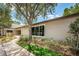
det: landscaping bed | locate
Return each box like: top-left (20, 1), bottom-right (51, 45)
top-left (17, 39), bottom-right (63, 56)
top-left (31, 38), bottom-right (73, 56)
top-left (0, 36), bottom-right (14, 43)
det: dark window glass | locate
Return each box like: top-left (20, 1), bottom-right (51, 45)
top-left (7, 30), bottom-right (13, 32)
top-left (36, 27), bottom-right (38, 35)
top-left (32, 25), bottom-right (44, 36)
top-left (40, 26), bottom-right (44, 36)
top-left (32, 27), bottom-right (34, 35)
top-left (17, 30), bottom-right (21, 35)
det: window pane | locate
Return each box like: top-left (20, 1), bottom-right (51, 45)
top-left (40, 25), bottom-right (44, 36)
top-left (36, 27), bottom-right (39, 36)
top-left (7, 30), bottom-right (13, 32)
top-left (32, 27), bottom-right (34, 35)
top-left (31, 25), bottom-right (44, 36)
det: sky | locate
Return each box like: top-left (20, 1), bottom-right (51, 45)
top-left (37, 3), bottom-right (74, 22)
top-left (11, 3), bottom-right (74, 25)
top-left (54, 3), bottom-right (73, 16)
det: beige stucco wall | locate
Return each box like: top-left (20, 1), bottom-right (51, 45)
top-left (45, 16), bottom-right (79, 40)
top-left (17, 15), bottom-right (79, 40)
top-left (20, 26), bottom-right (29, 36)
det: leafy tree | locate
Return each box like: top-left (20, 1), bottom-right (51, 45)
top-left (66, 18), bottom-right (79, 55)
top-left (63, 8), bottom-right (71, 16)
top-left (63, 3), bottom-right (79, 16)
top-left (0, 4), bottom-right (12, 27)
top-left (0, 4), bottom-right (12, 28)
top-left (8, 3), bottom-right (57, 41)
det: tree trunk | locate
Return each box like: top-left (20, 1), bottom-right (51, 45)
top-left (29, 25), bottom-right (32, 40)
top-left (27, 25), bottom-right (32, 44)
top-left (27, 16), bottom-right (33, 44)
top-left (27, 25), bottom-right (32, 52)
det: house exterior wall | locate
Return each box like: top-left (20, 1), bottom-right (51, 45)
top-left (44, 16), bottom-right (79, 40)
top-left (20, 26), bottom-right (29, 36)
top-left (16, 15), bottom-right (79, 40)
top-left (32, 15), bottom-right (79, 40)
top-left (4, 28), bottom-right (15, 36)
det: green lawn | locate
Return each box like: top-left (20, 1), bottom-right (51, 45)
top-left (17, 40), bottom-right (63, 56)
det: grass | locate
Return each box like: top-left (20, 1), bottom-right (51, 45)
top-left (17, 39), bottom-right (63, 56)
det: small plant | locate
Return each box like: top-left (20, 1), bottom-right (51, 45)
top-left (20, 35), bottom-right (29, 41)
top-left (17, 39), bottom-right (63, 56)
top-left (66, 18), bottom-right (79, 55)
top-left (31, 37), bottom-right (70, 55)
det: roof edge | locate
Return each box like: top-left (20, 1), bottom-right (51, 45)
top-left (14, 13), bottom-right (79, 28)
top-left (33, 13), bottom-right (79, 25)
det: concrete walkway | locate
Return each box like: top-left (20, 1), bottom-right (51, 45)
top-left (0, 36), bottom-right (34, 56)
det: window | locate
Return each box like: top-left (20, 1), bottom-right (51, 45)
top-left (32, 25), bottom-right (44, 36)
top-left (40, 26), bottom-right (44, 36)
top-left (7, 30), bottom-right (13, 32)
top-left (16, 30), bottom-right (21, 35)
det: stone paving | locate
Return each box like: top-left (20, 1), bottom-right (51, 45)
top-left (0, 36), bottom-right (34, 56)
top-left (0, 45), bottom-right (7, 56)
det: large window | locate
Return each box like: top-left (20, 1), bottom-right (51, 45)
top-left (32, 25), bottom-right (44, 36)
top-left (7, 30), bottom-right (13, 32)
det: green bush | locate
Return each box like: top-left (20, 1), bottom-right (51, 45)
top-left (66, 18), bottom-right (79, 55)
top-left (20, 35), bottom-right (29, 41)
top-left (17, 39), bottom-right (63, 56)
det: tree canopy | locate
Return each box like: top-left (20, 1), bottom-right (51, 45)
top-left (63, 3), bottom-right (79, 16)
top-left (8, 3), bottom-right (57, 25)
top-left (8, 3), bottom-right (57, 40)
top-left (0, 4), bottom-right (12, 28)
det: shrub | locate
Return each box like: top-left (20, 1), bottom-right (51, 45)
top-left (66, 18), bottom-right (79, 55)
top-left (32, 37), bottom-right (73, 55)
top-left (17, 39), bottom-right (63, 56)
top-left (18, 36), bottom-right (71, 55)
top-left (20, 35), bottom-right (29, 41)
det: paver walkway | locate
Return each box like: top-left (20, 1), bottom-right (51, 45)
top-left (0, 36), bottom-right (34, 56)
